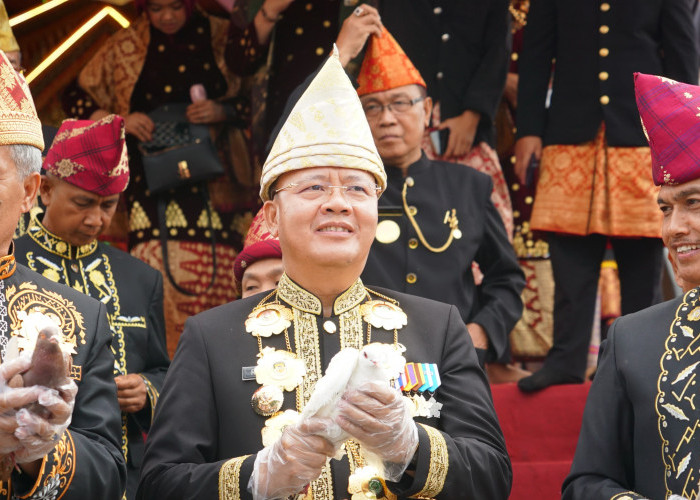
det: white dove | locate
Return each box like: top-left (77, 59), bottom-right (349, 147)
top-left (300, 342), bottom-right (406, 455)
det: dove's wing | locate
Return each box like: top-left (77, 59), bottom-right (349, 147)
top-left (301, 348), bottom-right (360, 419)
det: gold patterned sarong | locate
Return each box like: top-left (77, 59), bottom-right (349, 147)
top-left (530, 128), bottom-right (661, 238)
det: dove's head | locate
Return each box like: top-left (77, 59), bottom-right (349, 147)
top-left (360, 343), bottom-right (406, 379)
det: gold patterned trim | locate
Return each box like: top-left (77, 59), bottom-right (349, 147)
top-left (610, 493), bottom-right (641, 500)
top-left (26, 218), bottom-right (98, 259)
top-left (218, 455), bottom-right (251, 500)
top-left (410, 424), bottom-right (448, 499)
top-left (0, 246), bottom-right (15, 280)
top-left (334, 278), bottom-right (367, 315)
top-left (277, 274), bottom-right (322, 314)
top-left (17, 430), bottom-right (76, 499)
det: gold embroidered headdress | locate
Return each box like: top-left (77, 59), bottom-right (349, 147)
top-left (0, 3), bottom-right (18, 53)
top-left (259, 45), bottom-right (386, 201)
top-left (0, 50), bottom-right (43, 151)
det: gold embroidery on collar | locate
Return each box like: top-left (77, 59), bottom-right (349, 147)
top-left (278, 273), bottom-right (322, 314)
top-left (218, 455), bottom-right (251, 500)
top-left (0, 248), bottom-right (15, 280)
top-left (277, 273), bottom-right (367, 316)
top-left (27, 218), bottom-right (98, 259)
top-left (411, 424), bottom-right (448, 499)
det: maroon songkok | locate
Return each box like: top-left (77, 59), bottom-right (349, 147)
top-left (43, 115), bottom-right (129, 196)
top-left (234, 209), bottom-right (282, 285)
top-left (635, 72), bottom-right (700, 186)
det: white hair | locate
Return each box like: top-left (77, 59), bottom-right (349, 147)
top-left (8, 144), bottom-right (41, 179)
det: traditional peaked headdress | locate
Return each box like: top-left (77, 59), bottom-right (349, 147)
top-left (356, 26), bottom-right (426, 96)
top-left (43, 115), bottom-right (129, 196)
top-left (634, 72), bottom-right (700, 186)
top-left (0, 50), bottom-right (43, 151)
top-left (259, 45), bottom-right (385, 201)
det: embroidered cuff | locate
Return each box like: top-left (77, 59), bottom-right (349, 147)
top-left (410, 424), bottom-right (448, 499)
top-left (219, 455), bottom-right (252, 500)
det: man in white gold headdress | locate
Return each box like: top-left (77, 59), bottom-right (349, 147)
top-left (138, 47), bottom-right (510, 500)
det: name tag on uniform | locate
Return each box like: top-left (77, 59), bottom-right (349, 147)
top-left (242, 366), bottom-right (256, 381)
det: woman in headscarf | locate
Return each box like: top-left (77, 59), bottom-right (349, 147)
top-left (63, 0), bottom-right (261, 357)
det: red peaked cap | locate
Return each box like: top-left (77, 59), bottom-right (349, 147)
top-left (234, 209), bottom-right (282, 285)
top-left (634, 72), bottom-right (700, 186)
top-left (43, 115), bottom-right (129, 196)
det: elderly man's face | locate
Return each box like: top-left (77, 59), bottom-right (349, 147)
top-left (0, 147), bottom-right (39, 254)
top-left (40, 176), bottom-right (119, 247)
top-left (360, 84), bottom-right (432, 169)
top-left (263, 167), bottom-right (378, 276)
top-left (659, 178), bottom-right (700, 288)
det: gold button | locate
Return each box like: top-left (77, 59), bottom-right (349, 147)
top-left (513, 210), bottom-right (521, 218)
top-left (599, 71), bottom-right (609, 81)
top-left (323, 20), bottom-right (331, 28)
top-left (406, 273), bottom-right (417, 284)
top-left (70, 264), bottom-right (79, 273)
top-left (408, 206), bottom-right (418, 216)
top-left (600, 95), bottom-right (610, 105)
top-left (286, 54), bottom-right (294, 62)
top-left (203, 63), bottom-right (211, 70)
top-left (197, 27), bottom-right (204, 34)
top-left (599, 47), bottom-right (609, 57)
top-left (153, 229), bottom-right (160, 237)
top-left (295, 27), bottom-right (303, 35)
top-left (178, 65), bottom-right (186, 73)
top-left (188, 44), bottom-right (195, 50)
top-left (600, 2), bottom-right (610, 11)
top-left (315, 47), bottom-right (324, 56)
top-left (170, 228), bottom-right (177, 236)
top-left (525, 196), bottom-right (533, 204)
top-left (510, 155), bottom-right (516, 165)
top-left (599, 25), bottom-right (609, 34)
top-left (512, 183), bottom-right (520, 191)
top-left (406, 176), bottom-right (415, 187)
top-left (305, 3), bottom-right (312, 10)
top-left (137, 231), bottom-right (144, 239)
top-left (511, 52), bottom-right (519, 61)
top-left (158, 44), bottom-right (165, 52)
top-left (408, 238), bottom-right (419, 249)
top-left (164, 85), bottom-right (172, 93)
top-left (188, 229), bottom-right (195, 236)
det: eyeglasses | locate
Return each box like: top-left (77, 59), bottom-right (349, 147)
top-left (274, 181), bottom-right (381, 202)
top-left (362, 97), bottom-right (425, 118)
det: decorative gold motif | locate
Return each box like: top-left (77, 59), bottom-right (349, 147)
top-left (255, 347), bottom-right (306, 391)
top-left (261, 409), bottom-right (300, 447)
top-left (402, 181), bottom-right (460, 253)
top-left (54, 158), bottom-right (85, 179)
top-left (129, 201), bottom-right (151, 231)
top-left (277, 274), bottom-right (322, 314)
top-left (26, 220), bottom-right (98, 259)
top-left (140, 374), bottom-right (160, 422)
top-left (657, 288), bottom-right (700, 498)
top-left (251, 385), bottom-right (284, 416)
top-left (411, 424), bottom-right (448, 499)
top-left (165, 200), bottom-right (188, 228)
top-left (218, 455), bottom-right (251, 500)
top-left (360, 301), bottom-right (407, 331)
top-left (245, 304), bottom-right (293, 337)
top-left (197, 204), bottom-right (224, 230)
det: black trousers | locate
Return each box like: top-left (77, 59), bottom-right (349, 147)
top-left (543, 233), bottom-right (664, 379)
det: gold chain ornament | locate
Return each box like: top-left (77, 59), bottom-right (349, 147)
top-left (401, 181), bottom-right (461, 253)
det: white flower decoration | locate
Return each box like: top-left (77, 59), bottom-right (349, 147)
top-left (255, 347), bottom-right (306, 391)
top-left (13, 310), bottom-right (76, 357)
top-left (261, 410), bottom-right (300, 447)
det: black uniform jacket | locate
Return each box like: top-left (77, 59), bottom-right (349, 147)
top-left (2, 263), bottom-right (125, 499)
top-left (563, 291), bottom-right (700, 499)
top-left (15, 220), bottom-right (170, 476)
top-left (137, 281), bottom-right (512, 499)
top-left (362, 155), bottom-right (525, 364)
top-left (378, 0), bottom-right (510, 146)
top-left (517, 0), bottom-right (698, 147)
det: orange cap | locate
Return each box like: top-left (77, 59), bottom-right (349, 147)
top-left (356, 26), bottom-right (426, 96)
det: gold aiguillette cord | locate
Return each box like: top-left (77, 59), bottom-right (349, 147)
top-left (401, 181), bottom-right (460, 253)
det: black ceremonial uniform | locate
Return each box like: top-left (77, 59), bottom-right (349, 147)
top-left (563, 290), bottom-right (700, 500)
top-left (378, 0), bottom-right (510, 146)
top-left (0, 256), bottom-right (125, 499)
top-left (362, 154), bottom-right (525, 364)
top-left (15, 218), bottom-right (170, 499)
top-left (138, 275), bottom-right (511, 499)
top-left (516, 0), bottom-right (698, 147)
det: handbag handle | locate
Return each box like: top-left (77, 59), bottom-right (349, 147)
top-left (156, 185), bottom-right (217, 296)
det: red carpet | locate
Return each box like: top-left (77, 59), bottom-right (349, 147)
top-left (491, 382), bottom-right (591, 500)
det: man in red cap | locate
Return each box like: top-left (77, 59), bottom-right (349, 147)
top-left (233, 209), bottom-right (283, 299)
top-left (356, 27), bottom-right (526, 380)
top-left (14, 115), bottom-right (169, 500)
top-left (563, 73), bottom-right (700, 500)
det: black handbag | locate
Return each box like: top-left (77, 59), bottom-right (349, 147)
top-left (138, 103), bottom-right (224, 194)
top-left (138, 103), bottom-right (222, 296)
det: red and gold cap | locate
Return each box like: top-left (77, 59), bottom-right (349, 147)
top-left (356, 26), bottom-right (426, 96)
top-left (44, 114), bottom-right (129, 196)
top-left (234, 209), bottom-right (282, 285)
top-left (635, 72), bottom-right (700, 186)
top-left (0, 51), bottom-right (43, 151)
